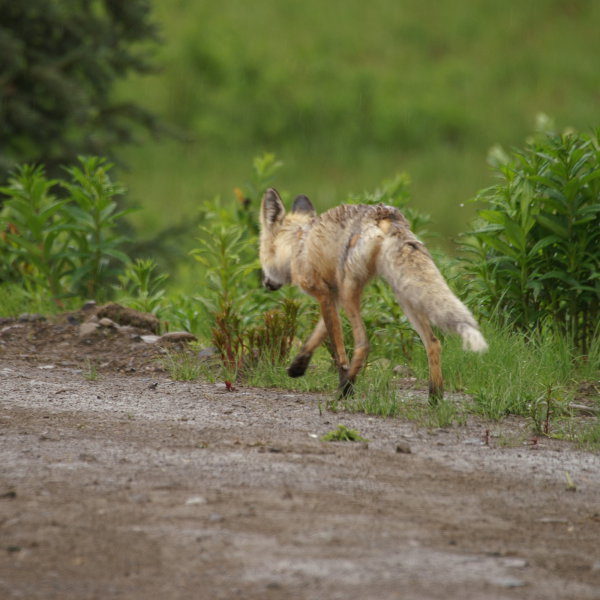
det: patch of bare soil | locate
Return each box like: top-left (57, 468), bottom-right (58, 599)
top-left (1, 311), bottom-right (599, 599)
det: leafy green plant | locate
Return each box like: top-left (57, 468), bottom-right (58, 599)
top-left (211, 298), bottom-right (302, 377)
top-left (211, 302), bottom-right (246, 374)
top-left (461, 128), bottom-right (600, 353)
top-left (159, 292), bottom-right (207, 337)
top-left (60, 157), bottom-right (131, 299)
top-left (191, 225), bottom-right (259, 316)
top-left (245, 298), bottom-right (300, 366)
top-left (320, 425), bottom-right (369, 443)
top-left (0, 164), bottom-right (70, 297)
top-left (189, 155), bottom-right (301, 376)
top-left (196, 151), bottom-right (283, 239)
top-left (116, 258), bottom-right (168, 314)
top-left (1, 157), bottom-right (131, 301)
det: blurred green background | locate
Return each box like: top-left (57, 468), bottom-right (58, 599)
top-left (117, 0), bottom-right (600, 247)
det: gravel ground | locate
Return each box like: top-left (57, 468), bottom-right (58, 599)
top-left (0, 312), bottom-right (599, 599)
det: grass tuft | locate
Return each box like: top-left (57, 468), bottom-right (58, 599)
top-left (320, 425), bottom-right (369, 443)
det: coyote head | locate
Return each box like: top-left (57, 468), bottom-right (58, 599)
top-left (259, 188), bottom-right (315, 291)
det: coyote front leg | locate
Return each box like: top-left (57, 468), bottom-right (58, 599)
top-left (288, 318), bottom-right (328, 377)
top-left (339, 283), bottom-right (369, 397)
top-left (288, 300), bottom-right (350, 391)
top-left (315, 295), bottom-right (350, 392)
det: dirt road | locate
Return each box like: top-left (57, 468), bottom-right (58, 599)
top-left (1, 357), bottom-right (599, 600)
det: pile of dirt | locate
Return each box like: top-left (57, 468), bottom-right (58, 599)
top-left (0, 303), bottom-right (198, 374)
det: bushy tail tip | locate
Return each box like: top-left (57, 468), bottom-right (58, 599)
top-left (459, 325), bottom-right (488, 353)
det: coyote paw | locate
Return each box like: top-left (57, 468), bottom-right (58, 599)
top-left (287, 354), bottom-right (311, 378)
top-left (428, 382), bottom-right (444, 405)
top-left (338, 375), bottom-right (355, 398)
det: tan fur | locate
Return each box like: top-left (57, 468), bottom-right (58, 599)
top-left (259, 189), bottom-right (487, 400)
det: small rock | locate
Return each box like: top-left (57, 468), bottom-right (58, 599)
top-left (208, 512), bottom-right (224, 522)
top-left (130, 494), bottom-right (151, 504)
top-left (78, 453), bottom-right (98, 463)
top-left (81, 300), bottom-right (97, 311)
top-left (393, 364), bottom-right (412, 377)
top-left (370, 357), bottom-right (391, 369)
top-left (185, 496), bottom-right (207, 506)
top-left (463, 437), bottom-right (485, 446)
top-left (96, 303), bottom-right (160, 333)
top-left (491, 577), bottom-right (527, 589)
top-left (158, 331), bottom-right (198, 344)
top-left (266, 582), bottom-right (282, 590)
top-left (98, 318), bottom-right (117, 328)
top-left (18, 313), bottom-right (45, 322)
top-left (501, 557), bottom-right (529, 569)
top-left (537, 517), bottom-right (569, 524)
top-left (141, 335), bottom-right (160, 344)
top-left (198, 347), bottom-right (217, 361)
top-left (118, 325), bottom-right (141, 335)
top-left (78, 322), bottom-right (100, 339)
top-left (396, 442), bottom-right (412, 454)
top-left (1, 324), bottom-right (24, 336)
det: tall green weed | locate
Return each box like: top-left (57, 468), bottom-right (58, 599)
top-left (461, 127), bottom-right (600, 353)
top-left (1, 157), bottom-right (130, 301)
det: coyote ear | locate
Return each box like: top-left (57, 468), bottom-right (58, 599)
top-left (291, 194), bottom-right (315, 216)
top-left (261, 188), bottom-right (285, 226)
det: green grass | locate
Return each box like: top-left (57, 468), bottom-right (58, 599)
top-left (236, 320), bottom-right (598, 444)
top-left (83, 359), bottom-right (99, 382)
top-left (162, 349), bottom-right (211, 381)
top-left (407, 323), bottom-right (594, 421)
top-left (243, 351), bottom-right (338, 393)
top-left (0, 283), bottom-right (79, 318)
top-left (94, 312), bottom-right (598, 446)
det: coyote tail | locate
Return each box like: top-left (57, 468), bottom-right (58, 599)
top-left (376, 233), bottom-right (488, 353)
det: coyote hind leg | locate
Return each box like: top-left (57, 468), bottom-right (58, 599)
top-left (401, 305), bottom-right (444, 403)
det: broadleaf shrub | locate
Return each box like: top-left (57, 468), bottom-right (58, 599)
top-left (0, 157), bottom-right (130, 301)
top-left (461, 128), bottom-right (600, 352)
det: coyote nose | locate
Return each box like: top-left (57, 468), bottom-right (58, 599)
top-left (263, 276), bottom-right (282, 291)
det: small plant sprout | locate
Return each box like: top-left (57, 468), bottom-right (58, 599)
top-left (84, 360), bottom-right (98, 381)
top-left (320, 425), bottom-right (369, 443)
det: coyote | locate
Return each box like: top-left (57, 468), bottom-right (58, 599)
top-left (259, 189), bottom-right (488, 400)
